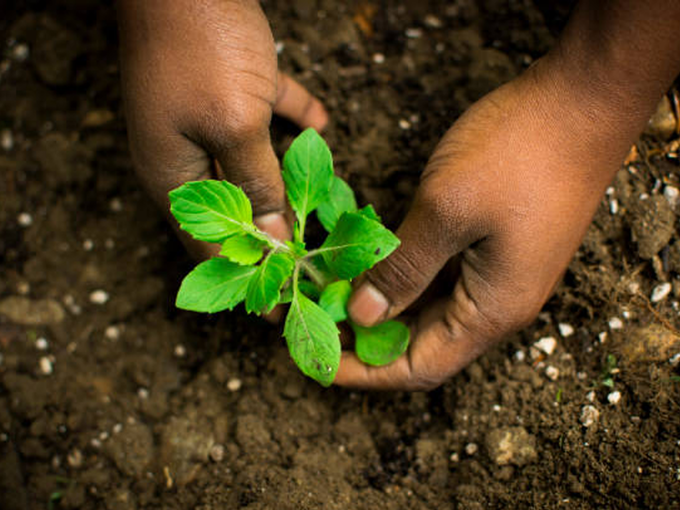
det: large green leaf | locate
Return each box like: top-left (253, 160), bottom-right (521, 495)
top-left (319, 212), bottom-right (400, 280)
top-left (176, 258), bottom-right (256, 313)
top-left (316, 176), bottom-right (357, 232)
top-left (245, 252), bottom-right (295, 314)
top-left (219, 233), bottom-right (265, 265)
top-left (284, 292), bottom-right (340, 386)
top-left (318, 280), bottom-right (352, 322)
top-left (282, 128), bottom-right (333, 230)
top-left (169, 180), bottom-right (254, 243)
top-left (353, 320), bottom-right (410, 366)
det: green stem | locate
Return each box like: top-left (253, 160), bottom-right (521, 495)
top-left (299, 259), bottom-right (329, 288)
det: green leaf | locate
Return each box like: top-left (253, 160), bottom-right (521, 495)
top-left (318, 280), bottom-right (352, 322)
top-left (219, 233), bottom-right (265, 265)
top-left (319, 211), bottom-right (400, 280)
top-left (282, 128), bottom-right (333, 231)
top-left (284, 292), bottom-right (340, 386)
top-left (357, 204), bottom-right (381, 222)
top-left (245, 252), bottom-right (295, 314)
top-left (169, 180), bottom-right (255, 243)
top-left (317, 176), bottom-right (357, 232)
top-left (353, 320), bottom-right (410, 366)
top-left (177, 258), bottom-right (256, 313)
top-left (298, 279), bottom-right (321, 300)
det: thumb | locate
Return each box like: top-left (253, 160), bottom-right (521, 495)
top-left (347, 185), bottom-right (476, 327)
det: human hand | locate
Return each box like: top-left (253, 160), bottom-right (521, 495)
top-left (334, 53), bottom-right (654, 390)
top-left (117, 0), bottom-right (327, 258)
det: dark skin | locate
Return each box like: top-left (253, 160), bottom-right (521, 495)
top-left (117, 0), bottom-right (680, 390)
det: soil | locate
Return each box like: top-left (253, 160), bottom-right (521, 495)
top-left (1, 1), bottom-right (680, 509)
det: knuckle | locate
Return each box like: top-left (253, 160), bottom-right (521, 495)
top-left (368, 246), bottom-right (432, 301)
top-left (238, 175), bottom-right (285, 214)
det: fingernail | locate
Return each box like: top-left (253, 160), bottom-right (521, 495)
top-left (254, 213), bottom-right (290, 241)
top-left (348, 282), bottom-right (389, 327)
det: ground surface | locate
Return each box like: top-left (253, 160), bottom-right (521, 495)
top-left (1, 1), bottom-right (680, 509)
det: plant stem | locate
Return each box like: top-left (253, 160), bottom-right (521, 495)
top-left (299, 259), bottom-right (328, 288)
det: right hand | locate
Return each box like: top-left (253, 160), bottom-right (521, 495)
top-left (117, 0), bottom-right (328, 258)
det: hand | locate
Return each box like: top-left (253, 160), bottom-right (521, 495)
top-left (117, 0), bottom-right (327, 258)
top-left (334, 54), bottom-right (650, 390)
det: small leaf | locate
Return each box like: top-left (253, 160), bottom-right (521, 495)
top-left (282, 128), bottom-right (333, 227)
top-left (219, 233), bottom-right (265, 265)
top-left (357, 204), bottom-right (381, 222)
top-left (245, 252), bottom-right (295, 314)
top-left (318, 280), bottom-right (352, 322)
top-left (317, 176), bottom-right (357, 232)
top-left (177, 258), bottom-right (256, 313)
top-left (353, 320), bottom-right (410, 366)
top-left (169, 180), bottom-right (255, 243)
top-left (320, 211), bottom-right (400, 280)
top-left (284, 292), bottom-right (340, 386)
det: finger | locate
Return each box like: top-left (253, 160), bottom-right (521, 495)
top-left (347, 181), bottom-right (480, 327)
top-left (274, 72), bottom-right (329, 131)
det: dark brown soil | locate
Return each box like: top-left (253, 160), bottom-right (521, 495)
top-left (1, 1), bottom-right (679, 509)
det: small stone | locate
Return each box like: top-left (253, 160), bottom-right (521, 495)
top-left (608, 317), bottom-right (623, 330)
top-left (576, 371), bottom-right (587, 381)
top-left (405, 28), bottom-right (423, 39)
top-left (89, 290), bottom-right (109, 305)
top-left (609, 199), bottom-right (619, 215)
top-left (664, 186), bottom-right (680, 212)
top-left (533, 336), bottom-right (557, 356)
top-left (227, 378), bottom-right (242, 392)
top-left (607, 391), bottom-right (621, 405)
top-left (35, 337), bottom-right (49, 350)
top-left (137, 388), bottom-right (149, 399)
top-left (398, 118), bottom-right (411, 130)
top-left (209, 444), bottom-right (225, 462)
top-left (545, 365), bottom-right (560, 381)
top-left (174, 344), bottom-right (186, 358)
top-left (39, 356), bottom-right (53, 375)
top-left (82, 239), bottom-right (94, 251)
top-left (275, 41), bottom-right (284, 54)
top-left (514, 350), bottom-right (526, 362)
top-left (622, 310), bottom-right (632, 319)
top-left (485, 427), bottom-right (538, 467)
top-left (11, 43), bottom-right (29, 62)
top-left (99, 431), bottom-right (109, 441)
top-left (0, 128), bottom-right (13, 150)
top-left (372, 53), bottom-right (385, 64)
top-left (558, 323), bottom-right (574, 338)
top-left (598, 331), bottom-right (608, 343)
top-left (580, 405), bottom-right (600, 427)
top-left (17, 212), bottom-right (32, 227)
top-left (450, 452), bottom-right (460, 463)
top-left (492, 404), bottom-right (501, 412)
top-left (90, 438), bottom-right (102, 448)
top-left (67, 448), bottom-right (83, 468)
top-left (651, 282), bottom-right (672, 303)
top-left (424, 14), bottom-right (443, 28)
top-left (464, 443), bottom-right (478, 455)
top-left (104, 325), bottom-right (120, 340)
top-left (109, 197), bottom-right (123, 212)
top-left (586, 390), bottom-right (596, 402)
top-left (112, 423), bottom-right (123, 434)
top-left (645, 95), bottom-right (676, 140)
top-left (669, 353), bottom-right (680, 366)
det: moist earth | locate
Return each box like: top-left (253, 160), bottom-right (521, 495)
top-left (1, 1), bottom-right (679, 509)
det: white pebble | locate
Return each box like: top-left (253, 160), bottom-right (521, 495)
top-left (174, 344), bottom-right (186, 358)
top-left (651, 282), bottom-right (672, 303)
top-left (0, 128), bottom-right (13, 150)
top-left (663, 185), bottom-right (679, 210)
top-left (577, 371), bottom-right (587, 381)
top-left (598, 331), bottom-right (608, 343)
top-left (372, 53), bottom-right (385, 64)
top-left (537, 311), bottom-right (551, 322)
top-left (137, 387), bottom-right (149, 399)
top-left (90, 438), bottom-right (102, 448)
top-left (628, 282), bottom-right (641, 294)
top-left (533, 336), bottom-right (557, 356)
top-left (209, 444), bottom-right (225, 462)
top-left (227, 378), bottom-right (242, 392)
top-left (104, 325), bottom-right (120, 340)
top-left (424, 14), bottom-right (443, 28)
top-left (545, 365), bottom-right (560, 381)
top-left (82, 239), bottom-right (94, 251)
top-left (605, 186), bottom-right (615, 196)
top-left (275, 41), bottom-right (284, 54)
top-left (89, 290), bottom-right (109, 305)
top-left (39, 356), bottom-right (53, 375)
top-left (558, 323), bottom-right (574, 338)
top-left (607, 391), bottom-right (621, 405)
top-left (398, 118), bottom-right (411, 130)
top-left (622, 310), bottom-right (631, 319)
top-left (580, 405), bottom-right (600, 427)
top-left (10, 43), bottom-right (29, 62)
top-left (112, 423), bottom-right (123, 434)
top-left (35, 337), bottom-right (49, 350)
top-left (669, 353), bottom-right (680, 367)
top-left (608, 317), bottom-right (623, 330)
top-left (98, 431), bottom-right (109, 441)
top-left (492, 404), bottom-right (501, 412)
top-left (67, 448), bottom-right (83, 468)
top-left (514, 350), bottom-right (526, 362)
top-left (17, 212), bottom-right (32, 227)
top-left (405, 28), bottom-right (423, 39)
top-left (464, 443), bottom-right (478, 455)
top-left (639, 193), bottom-right (649, 201)
top-left (609, 199), bottom-right (619, 215)
top-left (109, 197), bottom-right (123, 212)
top-left (586, 390), bottom-right (596, 402)
top-left (450, 452), bottom-right (460, 463)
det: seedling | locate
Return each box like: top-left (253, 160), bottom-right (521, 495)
top-left (169, 128), bottom-right (409, 386)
